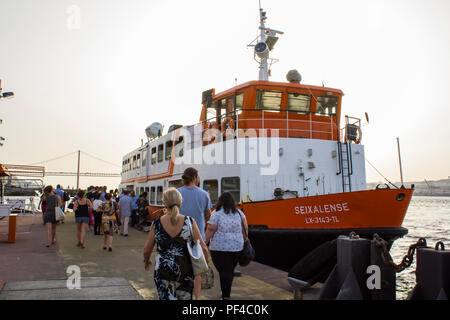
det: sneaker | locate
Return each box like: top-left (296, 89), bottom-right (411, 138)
top-left (108, 248), bottom-right (112, 252)
top-left (124, 234), bottom-right (128, 237)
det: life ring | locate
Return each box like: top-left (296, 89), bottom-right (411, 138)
top-left (221, 118), bottom-right (235, 139)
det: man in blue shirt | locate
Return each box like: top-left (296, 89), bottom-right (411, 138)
top-left (118, 190), bottom-right (133, 236)
top-left (177, 167), bottom-right (212, 300)
top-left (54, 184), bottom-right (66, 214)
top-left (130, 190), bottom-right (139, 227)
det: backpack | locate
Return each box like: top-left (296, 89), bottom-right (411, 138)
top-left (63, 191), bottom-right (70, 202)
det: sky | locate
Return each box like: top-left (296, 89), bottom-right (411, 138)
top-left (0, 0), bottom-right (449, 190)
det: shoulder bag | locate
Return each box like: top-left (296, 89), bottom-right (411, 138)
top-left (186, 217), bottom-right (209, 276)
top-left (238, 211), bottom-right (255, 267)
top-left (55, 195), bottom-right (65, 221)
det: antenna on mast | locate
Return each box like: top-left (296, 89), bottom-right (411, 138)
top-left (248, 4), bottom-right (283, 80)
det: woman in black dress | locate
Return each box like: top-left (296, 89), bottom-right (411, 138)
top-left (43, 185), bottom-right (62, 247)
top-left (143, 188), bottom-right (209, 300)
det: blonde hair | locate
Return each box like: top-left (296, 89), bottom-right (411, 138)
top-left (163, 188), bottom-right (182, 225)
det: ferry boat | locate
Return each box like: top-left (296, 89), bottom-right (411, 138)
top-left (119, 8), bottom-right (413, 270)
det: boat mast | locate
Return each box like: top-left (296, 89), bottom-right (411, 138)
top-left (251, 5), bottom-right (284, 81)
top-left (258, 8), bottom-right (269, 81)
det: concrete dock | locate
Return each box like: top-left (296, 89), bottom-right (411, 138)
top-left (0, 213), bottom-right (302, 300)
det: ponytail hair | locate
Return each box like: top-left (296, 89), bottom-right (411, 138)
top-left (163, 188), bottom-right (182, 225)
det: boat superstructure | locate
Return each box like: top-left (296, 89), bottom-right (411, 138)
top-left (119, 7), bottom-right (412, 269)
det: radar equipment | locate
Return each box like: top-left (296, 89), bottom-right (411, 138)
top-left (145, 122), bottom-right (163, 140)
top-left (286, 70), bottom-right (302, 83)
top-left (247, 7), bottom-right (284, 80)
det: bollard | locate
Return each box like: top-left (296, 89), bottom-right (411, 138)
top-left (408, 241), bottom-right (450, 300)
top-left (318, 235), bottom-right (371, 300)
top-left (8, 213), bottom-right (18, 243)
top-left (318, 233), bottom-right (397, 300)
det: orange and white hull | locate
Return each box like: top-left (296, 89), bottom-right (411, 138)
top-left (241, 188), bottom-right (413, 269)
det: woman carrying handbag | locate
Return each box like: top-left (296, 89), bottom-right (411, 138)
top-left (143, 188), bottom-right (210, 300)
top-left (205, 192), bottom-right (250, 300)
top-left (43, 185), bottom-right (63, 247)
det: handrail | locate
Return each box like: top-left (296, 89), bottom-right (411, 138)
top-left (336, 142), bottom-right (342, 176)
top-left (201, 108), bottom-right (337, 125)
top-left (200, 108), bottom-right (338, 141)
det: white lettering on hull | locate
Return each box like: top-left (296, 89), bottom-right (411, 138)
top-left (294, 202), bottom-right (350, 225)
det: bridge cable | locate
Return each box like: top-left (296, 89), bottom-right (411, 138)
top-left (80, 151), bottom-right (121, 168)
top-left (29, 151), bottom-right (78, 166)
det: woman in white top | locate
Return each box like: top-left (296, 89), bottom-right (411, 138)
top-left (205, 192), bottom-right (248, 300)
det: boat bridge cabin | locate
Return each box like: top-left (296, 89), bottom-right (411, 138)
top-left (200, 81), bottom-right (344, 142)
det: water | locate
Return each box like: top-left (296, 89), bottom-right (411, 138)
top-left (3, 195), bottom-right (449, 299)
top-left (390, 196), bottom-right (450, 299)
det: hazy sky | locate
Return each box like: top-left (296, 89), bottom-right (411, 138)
top-left (0, 0), bottom-right (449, 190)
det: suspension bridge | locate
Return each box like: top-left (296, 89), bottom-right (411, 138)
top-left (1, 150), bottom-right (121, 190)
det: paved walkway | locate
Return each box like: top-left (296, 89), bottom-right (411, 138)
top-left (0, 213), bottom-right (294, 300)
top-left (0, 278), bottom-right (142, 300)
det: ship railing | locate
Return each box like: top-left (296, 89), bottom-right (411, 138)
top-left (200, 108), bottom-right (339, 141)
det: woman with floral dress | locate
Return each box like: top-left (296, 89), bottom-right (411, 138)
top-left (143, 187), bottom-right (209, 300)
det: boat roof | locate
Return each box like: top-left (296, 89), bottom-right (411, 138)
top-left (212, 80), bottom-right (344, 101)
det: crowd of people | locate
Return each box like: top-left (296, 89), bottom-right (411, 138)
top-left (39, 167), bottom-right (250, 301)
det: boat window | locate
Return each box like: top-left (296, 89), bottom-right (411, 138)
top-left (235, 93), bottom-right (244, 110)
top-left (142, 151), bottom-right (146, 168)
top-left (157, 186), bottom-right (163, 205)
top-left (288, 93), bottom-right (311, 113)
top-left (145, 187), bottom-right (149, 202)
top-left (203, 180), bottom-right (219, 204)
top-left (175, 136), bottom-right (184, 157)
top-left (151, 147), bottom-right (156, 165)
top-left (256, 90), bottom-right (282, 111)
top-left (206, 105), bottom-right (217, 121)
top-left (316, 95), bottom-right (338, 116)
top-left (150, 186), bottom-right (156, 204)
top-left (220, 97), bottom-right (232, 117)
top-left (157, 144), bottom-right (164, 163)
top-left (221, 177), bottom-right (240, 203)
top-left (169, 179), bottom-right (183, 189)
top-left (165, 141), bottom-right (173, 160)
